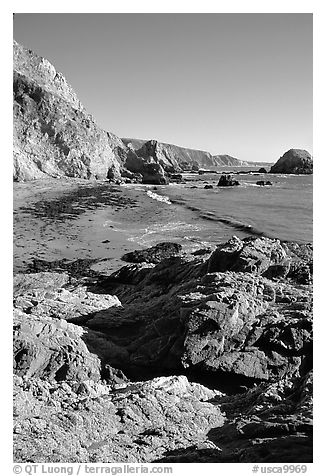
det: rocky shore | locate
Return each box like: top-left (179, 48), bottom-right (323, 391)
top-left (12, 37), bottom-right (313, 465)
top-left (13, 234), bottom-right (312, 463)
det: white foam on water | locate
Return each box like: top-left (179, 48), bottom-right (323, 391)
top-left (146, 190), bottom-right (172, 204)
top-left (126, 221), bottom-right (205, 246)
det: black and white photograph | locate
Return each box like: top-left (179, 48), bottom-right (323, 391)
top-left (9, 4), bottom-right (316, 471)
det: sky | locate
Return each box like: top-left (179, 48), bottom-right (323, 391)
top-left (13, 13), bottom-right (312, 163)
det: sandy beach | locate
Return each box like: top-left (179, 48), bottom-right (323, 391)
top-left (13, 178), bottom-right (149, 275)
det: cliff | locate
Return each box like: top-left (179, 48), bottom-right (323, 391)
top-left (270, 149), bottom-right (313, 174)
top-left (123, 138), bottom-right (250, 171)
top-left (13, 40), bottom-right (126, 181)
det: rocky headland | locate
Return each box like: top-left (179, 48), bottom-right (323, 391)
top-left (123, 138), bottom-right (252, 171)
top-left (13, 40), bottom-right (263, 186)
top-left (270, 149), bottom-right (313, 175)
top-left (13, 235), bottom-right (313, 463)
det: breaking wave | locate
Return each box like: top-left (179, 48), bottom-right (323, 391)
top-left (146, 190), bottom-right (171, 204)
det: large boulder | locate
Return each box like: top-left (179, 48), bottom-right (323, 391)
top-left (124, 147), bottom-right (169, 184)
top-left (13, 308), bottom-right (102, 382)
top-left (270, 149), bottom-right (313, 174)
top-left (217, 174), bottom-right (240, 186)
top-left (207, 236), bottom-right (288, 275)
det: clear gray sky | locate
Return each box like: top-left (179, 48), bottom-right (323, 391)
top-left (13, 13), bottom-right (312, 162)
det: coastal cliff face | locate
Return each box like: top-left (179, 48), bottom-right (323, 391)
top-left (14, 40), bottom-right (274, 183)
top-left (123, 138), bottom-right (250, 171)
top-left (13, 41), bottom-right (127, 182)
top-left (270, 149), bottom-right (313, 174)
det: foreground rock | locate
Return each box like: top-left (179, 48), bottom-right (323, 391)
top-left (14, 373), bottom-right (224, 462)
top-left (270, 149), bottom-right (313, 175)
top-left (13, 236), bottom-right (312, 462)
top-left (158, 371), bottom-right (312, 463)
top-left (14, 237), bottom-right (312, 383)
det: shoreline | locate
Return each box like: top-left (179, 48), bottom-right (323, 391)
top-left (14, 178), bottom-right (148, 275)
top-left (14, 177), bottom-right (313, 276)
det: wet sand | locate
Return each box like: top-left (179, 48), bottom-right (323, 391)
top-left (13, 178), bottom-right (148, 275)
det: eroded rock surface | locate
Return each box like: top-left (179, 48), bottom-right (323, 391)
top-left (14, 374), bottom-right (224, 463)
top-left (157, 371), bottom-right (313, 463)
top-left (13, 236), bottom-right (313, 462)
top-left (270, 149), bottom-right (313, 175)
top-left (13, 41), bottom-right (167, 185)
top-left (122, 242), bottom-right (182, 264)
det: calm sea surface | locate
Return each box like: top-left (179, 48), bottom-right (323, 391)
top-left (120, 172), bottom-right (313, 251)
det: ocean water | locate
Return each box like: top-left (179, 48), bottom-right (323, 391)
top-left (120, 172), bottom-right (313, 251)
top-left (13, 172), bottom-right (312, 273)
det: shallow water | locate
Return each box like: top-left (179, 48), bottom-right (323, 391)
top-left (119, 173), bottom-right (312, 251)
top-left (13, 173), bottom-right (312, 272)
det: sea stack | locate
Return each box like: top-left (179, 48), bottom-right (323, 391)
top-left (270, 149), bottom-right (313, 174)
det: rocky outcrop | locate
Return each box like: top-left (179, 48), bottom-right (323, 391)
top-left (14, 308), bottom-right (102, 382)
top-left (13, 236), bottom-right (312, 462)
top-left (122, 242), bottom-right (182, 264)
top-left (14, 237), bottom-right (312, 383)
top-left (13, 41), bottom-right (126, 181)
top-left (270, 149), bottom-right (313, 175)
top-left (158, 371), bottom-right (313, 463)
top-left (124, 138), bottom-right (250, 171)
top-left (14, 374), bottom-right (224, 463)
top-left (218, 174), bottom-right (240, 186)
top-left (256, 180), bottom-right (272, 186)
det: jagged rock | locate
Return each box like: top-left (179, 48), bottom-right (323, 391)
top-left (204, 184), bottom-right (214, 189)
top-left (13, 374), bottom-right (224, 463)
top-left (258, 167), bottom-right (268, 173)
top-left (207, 236), bottom-right (287, 275)
top-left (13, 237), bottom-right (312, 386)
top-left (14, 271), bottom-right (70, 296)
top-left (270, 149), bottom-right (313, 175)
top-left (157, 371), bottom-right (312, 463)
top-left (13, 309), bottom-right (101, 381)
top-left (13, 271), bottom-right (122, 324)
top-left (82, 238), bottom-right (311, 384)
top-left (122, 242), bottom-right (182, 264)
top-left (124, 149), bottom-right (169, 184)
top-left (13, 41), bottom-right (125, 181)
top-left (217, 174), bottom-right (240, 186)
top-left (12, 235), bottom-right (313, 462)
top-left (13, 41), bottom-right (174, 184)
top-left (107, 263), bottom-right (155, 285)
